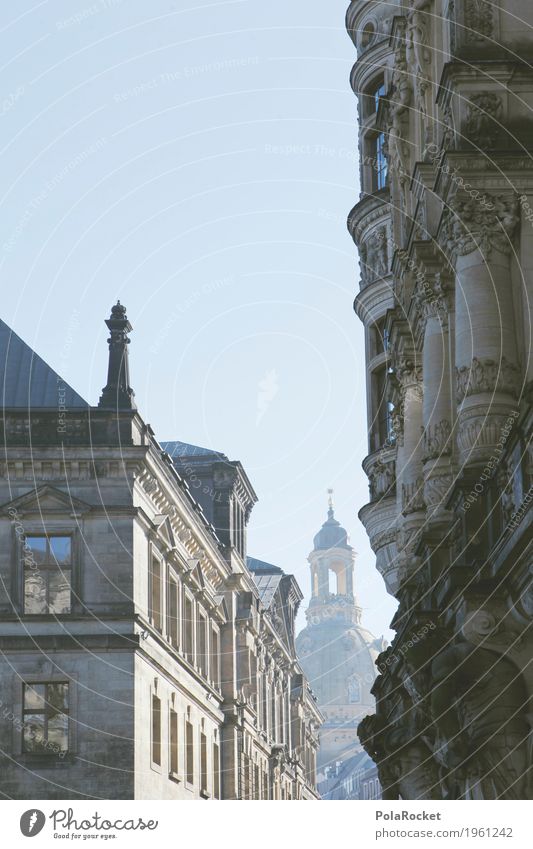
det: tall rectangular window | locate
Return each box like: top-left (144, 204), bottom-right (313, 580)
top-left (198, 613), bottom-right (207, 677)
top-left (183, 595), bottom-right (194, 662)
top-left (200, 732), bottom-right (208, 796)
top-left (168, 577), bottom-right (179, 648)
top-left (211, 628), bottom-right (220, 688)
top-left (374, 80), bottom-right (386, 112)
top-left (169, 708), bottom-right (178, 776)
top-left (243, 754), bottom-right (251, 799)
top-left (152, 695), bottom-right (161, 766)
top-left (213, 742), bottom-right (220, 799)
top-left (376, 133), bottom-right (388, 190)
top-left (22, 682), bottom-right (69, 754)
top-left (149, 555), bottom-right (162, 632)
top-left (185, 720), bottom-right (194, 785)
top-left (23, 536), bottom-right (72, 615)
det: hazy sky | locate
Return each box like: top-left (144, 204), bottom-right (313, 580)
top-left (0, 0), bottom-right (397, 639)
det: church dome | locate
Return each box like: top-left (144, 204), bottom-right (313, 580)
top-left (296, 617), bottom-right (380, 710)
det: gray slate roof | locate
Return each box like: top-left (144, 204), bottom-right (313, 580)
top-left (0, 319), bottom-right (88, 409)
top-left (247, 557), bottom-right (284, 607)
top-left (160, 440), bottom-right (227, 460)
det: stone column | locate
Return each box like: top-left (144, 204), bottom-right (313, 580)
top-left (418, 274), bottom-right (456, 519)
top-left (392, 354), bottom-right (425, 580)
top-left (449, 195), bottom-right (521, 466)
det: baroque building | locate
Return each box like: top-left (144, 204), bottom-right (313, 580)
top-left (0, 306), bottom-right (321, 800)
top-left (346, 1), bottom-right (533, 798)
top-left (296, 494), bottom-right (385, 799)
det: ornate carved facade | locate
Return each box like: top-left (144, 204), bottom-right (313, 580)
top-left (346, 0), bottom-right (533, 799)
top-left (0, 308), bottom-right (321, 800)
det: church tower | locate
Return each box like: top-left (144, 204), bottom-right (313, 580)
top-left (296, 492), bottom-right (385, 787)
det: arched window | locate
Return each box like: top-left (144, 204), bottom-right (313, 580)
top-left (361, 22), bottom-right (376, 49)
top-left (347, 674), bottom-right (361, 703)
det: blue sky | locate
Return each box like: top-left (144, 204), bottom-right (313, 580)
top-left (0, 0), bottom-right (397, 639)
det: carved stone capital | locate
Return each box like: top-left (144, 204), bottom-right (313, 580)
top-left (423, 419), bottom-right (452, 460)
top-left (367, 455), bottom-right (397, 501)
top-left (423, 473), bottom-right (455, 511)
top-left (401, 477), bottom-right (426, 516)
top-left (449, 195), bottom-right (520, 258)
top-left (456, 357), bottom-right (521, 403)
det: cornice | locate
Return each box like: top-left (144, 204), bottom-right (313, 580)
top-left (353, 276), bottom-right (396, 324)
top-left (348, 189), bottom-right (391, 245)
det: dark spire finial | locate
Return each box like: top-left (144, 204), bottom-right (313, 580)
top-left (98, 302), bottom-right (137, 410)
top-left (327, 488), bottom-right (334, 519)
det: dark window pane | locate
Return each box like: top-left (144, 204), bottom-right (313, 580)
top-left (170, 710), bottom-right (178, 774)
top-left (22, 716), bottom-right (47, 753)
top-left (47, 714), bottom-right (68, 751)
top-left (47, 683), bottom-right (69, 715)
top-left (50, 537), bottom-right (71, 565)
top-left (152, 695), bottom-right (161, 766)
top-left (186, 721), bottom-right (194, 784)
top-left (24, 684), bottom-right (45, 711)
top-left (48, 570), bottom-right (71, 614)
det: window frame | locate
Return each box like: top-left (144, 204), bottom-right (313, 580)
top-left (183, 591), bottom-right (195, 664)
top-left (13, 674), bottom-right (77, 762)
top-left (185, 717), bottom-right (195, 789)
top-left (376, 132), bottom-right (388, 190)
top-left (169, 706), bottom-right (180, 781)
top-left (213, 740), bottom-right (220, 799)
top-left (200, 730), bottom-right (209, 798)
top-left (148, 548), bottom-right (163, 633)
top-left (22, 681), bottom-right (70, 756)
top-left (17, 531), bottom-right (78, 617)
top-left (197, 607), bottom-right (208, 679)
top-left (167, 568), bottom-right (180, 649)
top-left (210, 625), bottom-right (220, 690)
top-left (151, 692), bottom-right (162, 770)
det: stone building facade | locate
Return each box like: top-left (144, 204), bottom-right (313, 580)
top-left (346, 1), bottom-right (533, 798)
top-left (296, 495), bottom-right (385, 799)
top-left (0, 306), bottom-right (321, 800)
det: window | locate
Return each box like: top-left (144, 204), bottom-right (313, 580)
top-left (374, 80), bottom-right (386, 112)
top-left (213, 742), bottom-right (220, 799)
top-left (370, 318), bottom-right (388, 359)
top-left (149, 554), bottom-right (162, 632)
top-left (348, 675), bottom-right (361, 703)
top-left (361, 21), bottom-right (375, 49)
top-left (243, 753), bottom-right (251, 799)
top-left (152, 695), bottom-right (161, 766)
top-left (23, 682), bottom-right (69, 754)
top-left (168, 576), bottom-right (179, 648)
top-left (169, 709), bottom-right (178, 776)
top-left (198, 612), bottom-right (207, 677)
top-left (254, 763), bottom-right (260, 800)
top-left (372, 365), bottom-right (390, 451)
top-left (23, 536), bottom-right (72, 615)
top-left (183, 594), bottom-right (194, 663)
top-left (200, 732), bottom-right (208, 796)
top-left (363, 77), bottom-right (386, 118)
top-left (211, 628), bottom-right (220, 689)
top-left (376, 133), bottom-right (387, 189)
top-left (185, 720), bottom-right (194, 785)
